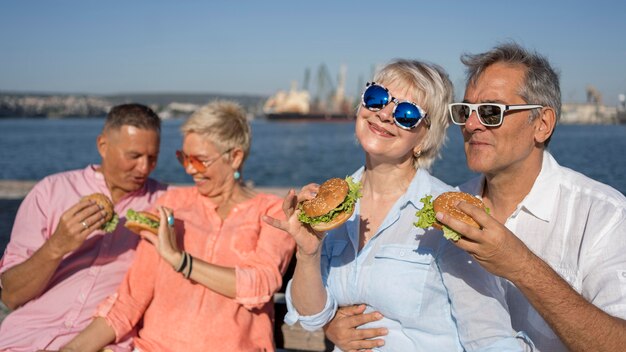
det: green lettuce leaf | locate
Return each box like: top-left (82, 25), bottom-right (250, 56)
top-left (442, 225), bottom-right (462, 241)
top-left (414, 194), bottom-right (462, 241)
top-left (126, 209), bottom-right (159, 228)
top-left (298, 176), bottom-right (362, 225)
top-left (102, 213), bottom-right (119, 233)
top-left (413, 195), bottom-right (436, 229)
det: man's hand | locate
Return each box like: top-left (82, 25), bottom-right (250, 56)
top-left (324, 304), bottom-right (387, 352)
top-left (436, 200), bottom-right (533, 281)
top-left (48, 198), bottom-right (107, 259)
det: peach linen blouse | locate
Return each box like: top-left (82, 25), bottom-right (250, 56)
top-left (97, 187), bottom-right (295, 352)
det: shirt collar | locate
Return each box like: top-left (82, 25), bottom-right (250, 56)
top-left (351, 166), bottom-right (435, 210)
top-left (85, 164), bottom-right (109, 192)
top-left (517, 150), bottom-right (561, 222)
top-left (85, 164), bottom-right (151, 200)
top-left (404, 168), bottom-right (439, 209)
top-left (458, 151), bottom-right (560, 222)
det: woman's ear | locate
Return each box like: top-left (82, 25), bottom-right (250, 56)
top-left (534, 107), bottom-right (556, 144)
top-left (229, 148), bottom-right (245, 171)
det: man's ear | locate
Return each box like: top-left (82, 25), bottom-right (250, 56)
top-left (534, 107), bottom-right (556, 144)
top-left (96, 134), bottom-right (107, 159)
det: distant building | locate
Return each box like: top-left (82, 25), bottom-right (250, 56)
top-left (561, 103), bottom-right (618, 124)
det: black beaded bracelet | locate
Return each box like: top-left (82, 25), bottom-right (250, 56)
top-left (184, 254), bottom-right (193, 279)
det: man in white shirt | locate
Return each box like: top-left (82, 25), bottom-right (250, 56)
top-left (325, 42), bottom-right (626, 352)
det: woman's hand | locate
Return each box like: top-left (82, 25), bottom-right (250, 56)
top-left (263, 185), bottom-right (324, 257)
top-left (139, 206), bottom-right (183, 268)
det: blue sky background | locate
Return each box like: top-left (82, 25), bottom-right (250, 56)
top-left (1, 0), bottom-right (625, 105)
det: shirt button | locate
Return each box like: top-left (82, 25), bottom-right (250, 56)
top-left (64, 321), bottom-right (72, 328)
top-left (399, 250), bottom-right (405, 256)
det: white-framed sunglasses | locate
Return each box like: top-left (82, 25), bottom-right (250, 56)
top-left (449, 103), bottom-right (543, 127)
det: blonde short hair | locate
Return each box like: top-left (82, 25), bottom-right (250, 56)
top-left (181, 100), bottom-right (251, 162)
top-left (372, 59), bottom-right (454, 170)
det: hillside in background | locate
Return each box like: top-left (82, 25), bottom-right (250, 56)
top-left (0, 91), bottom-right (268, 118)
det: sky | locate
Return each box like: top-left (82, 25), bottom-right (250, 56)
top-left (1, 0), bottom-right (625, 105)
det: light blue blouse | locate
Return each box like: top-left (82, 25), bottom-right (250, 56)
top-left (285, 167), bottom-right (533, 351)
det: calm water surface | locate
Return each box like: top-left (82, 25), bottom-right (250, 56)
top-left (1, 118), bottom-right (625, 249)
top-left (1, 118), bottom-right (624, 191)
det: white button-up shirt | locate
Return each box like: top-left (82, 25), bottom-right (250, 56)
top-left (286, 167), bottom-right (533, 351)
top-left (460, 151), bottom-right (626, 351)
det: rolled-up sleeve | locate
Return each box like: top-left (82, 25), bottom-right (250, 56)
top-left (284, 280), bottom-right (338, 331)
top-left (234, 198), bottom-right (296, 309)
top-left (98, 240), bottom-right (159, 341)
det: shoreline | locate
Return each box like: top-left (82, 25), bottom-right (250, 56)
top-left (0, 180), bottom-right (291, 199)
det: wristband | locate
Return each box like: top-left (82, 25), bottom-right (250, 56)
top-left (174, 252), bottom-right (187, 273)
top-left (184, 254), bottom-right (193, 279)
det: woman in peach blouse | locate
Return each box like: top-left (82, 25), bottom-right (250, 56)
top-left (59, 100), bottom-right (296, 352)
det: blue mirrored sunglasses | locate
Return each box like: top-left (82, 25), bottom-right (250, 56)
top-left (361, 82), bottom-right (428, 130)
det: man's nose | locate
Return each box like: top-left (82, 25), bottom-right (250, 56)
top-left (136, 156), bottom-right (150, 174)
top-left (464, 109), bottom-right (485, 131)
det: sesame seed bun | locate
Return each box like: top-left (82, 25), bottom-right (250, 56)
top-left (302, 178), bottom-right (349, 217)
top-left (433, 192), bottom-right (484, 229)
top-left (300, 178), bottom-right (355, 232)
top-left (82, 193), bottom-right (114, 223)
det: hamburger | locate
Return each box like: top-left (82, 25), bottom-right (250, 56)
top-left (82, 193), bottom-right (119, 233)
top-left (124, 209), bottom-right (160, 235)
top-left (414, 191), bottom-right (488, 241)
top-left (298, 176), bottom-right (362, 232)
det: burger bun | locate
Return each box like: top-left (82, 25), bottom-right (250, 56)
top-left (82, 193), bottom-right (114, 223)
top-left (433, 192), bottom-right (484, 229)
top-left (310, 207), bottom-right (355, 232)
top-left (125, 211), bottom-right (160, 235)
top-left (301, 178), bottom-right (349, 217)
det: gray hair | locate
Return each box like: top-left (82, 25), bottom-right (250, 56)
top-left (181, 100), bottom-right (251, 162)
top-left (103, 103), bottom-right (161, 134)
top-left (461, 42), bottom-right (561, 146)
top-left (371, 59), bottom-right (454, 170)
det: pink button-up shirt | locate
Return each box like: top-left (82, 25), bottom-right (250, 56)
top-left (0, 165), bottom-right (167, 352)
top-left (99, 187), bottom-right (296, 352)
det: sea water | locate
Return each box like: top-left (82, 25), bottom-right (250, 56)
top-left (1, 118), bottom-right (625, 250)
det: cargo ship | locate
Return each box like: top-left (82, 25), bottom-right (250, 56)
top-left (264, 64), bottom-right (355, 122)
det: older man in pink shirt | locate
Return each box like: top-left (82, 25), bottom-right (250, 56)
top-left (0, 104), bottom-right (167, 352)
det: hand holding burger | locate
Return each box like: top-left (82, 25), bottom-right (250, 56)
top-left (126, 206), bottom-right (183, 267)
top-left (262, 176), bottom-right (361, 258)
top-left (414, 191), bottom-right (488, 241)
top-left (81, 193), bottom-right (119, 233)
top-left (298, 177), bottom-right (362, 232)
top-left (124, 209), bottom-right (160, 235)
top-left (48, 193), bottom-right (118, 257)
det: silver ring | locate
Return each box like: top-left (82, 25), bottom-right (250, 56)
top-left (167, 214), bottom-right (175, 227)
top-left (81, 221), bottom-right (89, 230)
